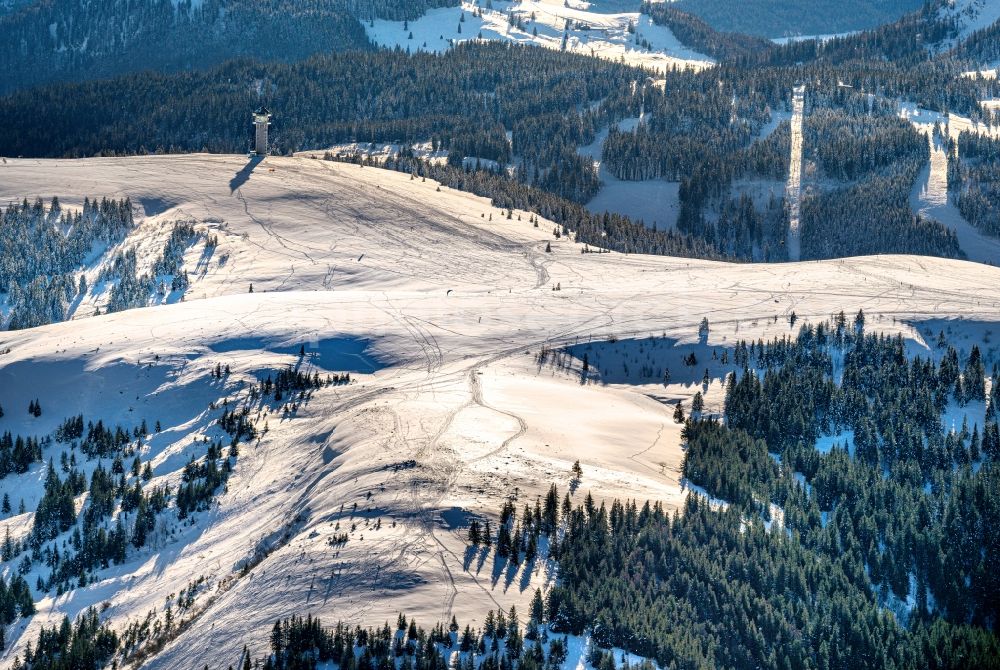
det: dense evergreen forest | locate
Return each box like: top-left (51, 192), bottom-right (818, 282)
top-left (6, 38), bottom-right (995, 161)
top-left (706, 322), bottom-right (999, 625)
top-left (670, 0), bottom-right (925, 38)
top-left (547, 488), bottom-right (999, 669)
top-left (758, 4), bottom-right (957, 68)
top-left (644, 0), bottom-right (957, 67)
top-left (795, 109), bottom-right (960, 259)
top-left (0, 0), bottom-right (365, 94)
top-left (0, 0), bottom-right (466, 93)
top-left (958, 17), bottom-right (1000, 67)
top-left (0, 44), bottom-right (628, 207)
top-left (602, 65), bottom-right (972, 260)
top-left (639, 3), bottom-right (771, 62)
top-left (949, 131), bottom-right (1000, 238)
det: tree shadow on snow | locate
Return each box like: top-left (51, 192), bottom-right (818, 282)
top-left (208, 336), bottom-right (387, 374)
top-left (564, 336), bottom-right (737, 388)
top-left (464, 545), bottom-right (491, 574)
top-left (139, 197), bottom-right (178, 217)
top-left (518, 557), bottom-right (537, 592)
top-left (194, 240), bottom-right (217, 276)
top-left (463, 545), bottom-right (477, 572)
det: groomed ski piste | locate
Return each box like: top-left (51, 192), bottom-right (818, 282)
top-left (1, 154), bottom-right (999, 668)
top-left (784, 85), bottom-right (805, 262)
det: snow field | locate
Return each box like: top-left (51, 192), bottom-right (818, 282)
top-left (1, 154), bottom-right (1000, 667)
top-left (365, 1), bottom-right (713, 74)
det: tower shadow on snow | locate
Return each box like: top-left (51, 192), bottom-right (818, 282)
top-left (229, 154), bottom-right (264, 193)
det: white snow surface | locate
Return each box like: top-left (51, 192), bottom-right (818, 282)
top-left (365, 0), bottom-right (713, 74)
top-left (296, 142), bottom-right (450, 166)
top-left (899, 102), bottom-right (1000, 265)
top-left (944, 0), bottom-right (1000, 40)
top-left (1, 154), bottom-right (1000, 668)
top-left (577, 115), bottom-right (681, 230)
top-left (785, 85), bottom-right (805, 261)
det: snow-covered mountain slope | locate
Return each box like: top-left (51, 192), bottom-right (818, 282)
top-left (944, 0), bottom-right (1000, 41)
top-left (366, 0), bottom-right (713, 73)
top-left (1, 154), bottom-right (999, 668)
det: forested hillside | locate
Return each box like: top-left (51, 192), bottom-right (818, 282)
top-left (949, 131), bottom-right (1000, 238)
top-left (3, 38), bottom-right (997, 263)
top-left (640, 3), bottom-right (773, 62)
top-left (669, 0), bottom-right (925, 38)
top-left (0, 44), bottom-right (634, 207)
top-left (515, 318), bottom-right (1000, 669)
top-left (0, 0), bottom-right (366, 93)
top-left (0, 0), bottom-right (461, 93)
top-left (758, 2), bottom-right (960, 67)
top-left (796, 109), bottom-right (960, 259)
top-left (958, 18), bottom-right (1000, 65)
top-left (0, 197), bottom-right (135, 329)
top-left (603, 65), bottom-right (975, 260)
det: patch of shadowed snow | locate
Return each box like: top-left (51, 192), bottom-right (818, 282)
top-left (815, 431), bottom-right (854, 455)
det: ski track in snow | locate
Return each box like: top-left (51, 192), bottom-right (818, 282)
top-left (0, 154), bottom-right (998, 668)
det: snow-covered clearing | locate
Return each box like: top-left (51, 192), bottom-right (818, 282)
top-left (962, 67), bottom-right (998, 80)
top-left (815, 431), bottom-right (855, 455)
top-left (365, 0), bottom-right (713, 74)
top-left (900, 102), bottom-right (1000, 265)
top-left (577, 116), bottom-right (681, 230)
top-left (1, 154), bottom-right (1000, 667)
top-left (755, 108), bottom-right (792, 141)
top-left (770, 31), bottom-right (858, 45)
top-left (296, 142), bottom-right (450, 166)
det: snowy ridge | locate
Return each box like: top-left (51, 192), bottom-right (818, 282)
top-left (1, 154), bottom-right (999, 668)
